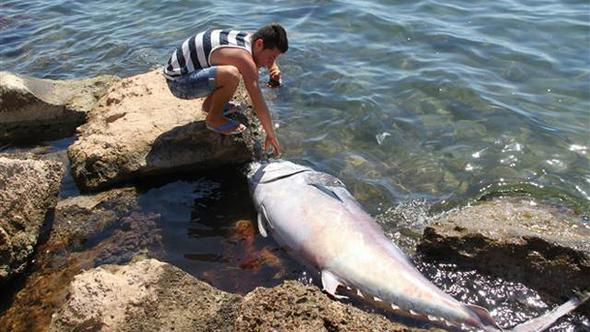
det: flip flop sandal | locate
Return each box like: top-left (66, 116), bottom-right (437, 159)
top-left (206, 118), bottom-right (245, 135)
top-left (223, 101), bottom-right (243, 116)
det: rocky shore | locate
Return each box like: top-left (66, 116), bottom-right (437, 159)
top-left (418, 198), bottom-right (590, 315)
top-left (0, 70), bottom-right (588, 331)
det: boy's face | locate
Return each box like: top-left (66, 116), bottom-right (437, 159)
top-left (253, 39), bottom-right (282, 69)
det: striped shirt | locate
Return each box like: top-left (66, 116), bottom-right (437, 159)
top-left (163, 29), bottom-right (252, 80)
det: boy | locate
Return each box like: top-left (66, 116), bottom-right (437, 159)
top-left (163, 23), bottom-right (288, 156)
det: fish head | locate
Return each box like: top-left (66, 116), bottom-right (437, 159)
top-left (247, 159), bottom-right (311, 191)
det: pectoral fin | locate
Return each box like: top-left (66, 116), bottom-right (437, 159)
top-left (321, 270), bottom-right (348, 300)
top-left (257, 204), bottom-right (270, 237)
top-left (310, 183), bottom-right (343, 202)
top-left (309, 184), bottom-right (364, 213)
top-left (257, 213), bottom-right (268, 237)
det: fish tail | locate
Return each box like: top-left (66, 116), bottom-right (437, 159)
top-left (508, 290), bottom-right (589, 332)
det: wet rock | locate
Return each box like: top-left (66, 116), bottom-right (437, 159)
top-left (49, 258), bottom-right (241, 332)
top-left (51, 188), bottom-right (141, 249)
top-left (235, 280), bottom-right (438, 332)
top-left (418, 197), bottom-right (590, 312)
top-left (0, 71), bottom-right (119, 144)
top-left (0, 187), bottom-right (162, 332)
top-left (68, 69), bottom-right (263, 191)
top-left (0, 157), bottom-right (63, 285)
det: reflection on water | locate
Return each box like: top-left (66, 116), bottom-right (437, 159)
top-left (1, 0), bottom-right (588, 212)
top-left (136, 167), bottom-right (302, 294)
top-left (0, 138), bottom-right (588, 330)
top-left (415, 260), bottom-right (589, 331)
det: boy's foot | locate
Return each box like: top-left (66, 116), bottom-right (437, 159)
top-left (202, 101), bottom-right (242, 115)
top-left (206, 118), bottom-right (246, 135)
top-left (223, 101), bottom-right (243, 115)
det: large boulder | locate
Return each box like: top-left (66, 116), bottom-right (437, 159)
top-left (68, 69), bottom-right (261, 191)
top-left (0, 71), bottom-right (119, 144)
top-left (0, 157), bottom-right (63, 284)
top-left (417, 197), bottom-right (590, 308)
top-left (49, 258), bottom-right (241, 332)
top-left (235, 280), bottom-right (438, 332)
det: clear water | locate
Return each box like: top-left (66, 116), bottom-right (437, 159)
top-left (2, 0), bottom-right (589, 211)
top-left (1, 0), bottom-right (589, 330)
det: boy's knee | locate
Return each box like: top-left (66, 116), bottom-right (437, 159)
top-left (218, 66), bottom-right (241, 84)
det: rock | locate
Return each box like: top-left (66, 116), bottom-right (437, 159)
top-left (417, 197), bottom-right (590, 309)
top-left (51, 187), bottom-right (141, 249)
top-left (49, 258), bottom-right (241, 332)
top-left (0, 71), bottom-right (119, 144)
top-left (235, 280), bottom-right (438, 332)
top-left (51, 259), bottom-right (436, 332)
top-left (68, 69), bottom-right (262, 191)
top-left (0, 188), bottom-right (163, 332)
top-left (0, 157), bottom-right (63, 285)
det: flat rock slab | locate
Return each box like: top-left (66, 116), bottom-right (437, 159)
top-left (49, 258), bottom-right (241, 332)
top-left (0, 156), bottom-right (63, 284)
top-left (418, 197), bottom-right (590, 307)
top-left (0, 71), bottom-right (119, 144)
top-left (236, 280), bottom-right (439, 332)
top-left (50, 258), bottom-right (437, 332)
top-left (68, 69), bottom-right (259, 191)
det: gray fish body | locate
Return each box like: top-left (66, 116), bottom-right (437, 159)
top-left (247, 160), bottom-right (588, 331)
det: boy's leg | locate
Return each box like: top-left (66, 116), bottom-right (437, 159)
top-left (166, 65), bottom-right (244, 134)
top-left (204, 65), bottom-right (245, 132)
top-left (202, 94), bottom-right (212, 113)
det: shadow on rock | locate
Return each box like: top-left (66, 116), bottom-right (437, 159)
top-left (145, 118), bottom-right (252, 176)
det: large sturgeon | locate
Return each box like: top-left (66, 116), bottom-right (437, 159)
top-left (247, 160), bottom-right (588, 331)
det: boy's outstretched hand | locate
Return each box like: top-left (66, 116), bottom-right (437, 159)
top-left (265, 135), bottom-right (281, 157)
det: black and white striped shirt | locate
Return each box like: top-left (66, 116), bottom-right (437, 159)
top-left (163, 29), bottom-right (252, 80)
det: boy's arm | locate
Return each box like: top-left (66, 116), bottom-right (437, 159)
top-left (211, 48), bottom-right (281, 155)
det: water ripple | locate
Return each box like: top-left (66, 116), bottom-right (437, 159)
top-left (1, 0), bottom-right (588, 207)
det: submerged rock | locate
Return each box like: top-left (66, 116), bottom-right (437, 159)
top-left (68, 69), bottom-right (262, 191)
top-left (0, 157), bottom-right (63, 285)
top-left (49, 258), bottom-right (241, 332)
top-left (0, 71), bottom-right (119, 144)
top-left (418, 197), bottom-right (590, 313)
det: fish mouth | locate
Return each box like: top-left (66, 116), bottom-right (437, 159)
top-left (246, 161), bottom-right (263, 178)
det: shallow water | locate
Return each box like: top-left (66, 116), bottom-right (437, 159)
top-left (1, 0), bottom-right (589, 330)
top-left (2, 0), bottom-right (589, 210)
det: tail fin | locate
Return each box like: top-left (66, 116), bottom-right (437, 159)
top-left (508, 291), bottom-right (589, 332)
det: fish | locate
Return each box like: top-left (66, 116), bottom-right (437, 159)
top-left (247, 160), bottom-right (589, 331)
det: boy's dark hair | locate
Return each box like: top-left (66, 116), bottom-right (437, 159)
top-left (252, 23), bottom-right (288, 53)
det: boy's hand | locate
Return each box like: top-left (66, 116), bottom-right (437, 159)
top-left (265, 135), bottom-right (281, 157)
top-left (269, 63), bottom-right (281, 81)
top-left (267, 63), bottom-right (281, 88)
